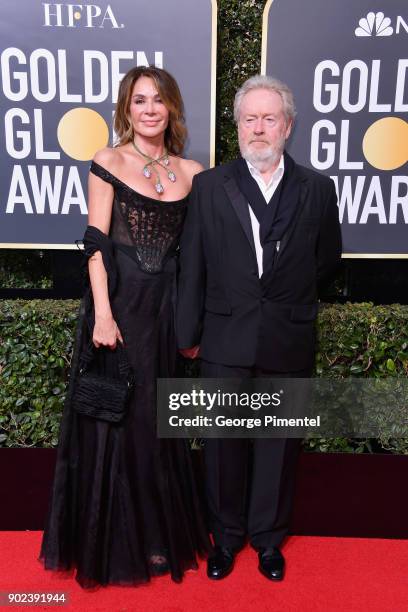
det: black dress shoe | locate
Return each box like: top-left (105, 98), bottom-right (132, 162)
top-left (258, 547), bottom-right (285, 581)
top-left (207, 546), bottom-right (235, 580)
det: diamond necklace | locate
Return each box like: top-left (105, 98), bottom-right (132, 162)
top-left (132, 141), bottom-right (176, 194)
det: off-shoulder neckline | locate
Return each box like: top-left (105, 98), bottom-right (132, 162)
top-left (90, 160), bottom-right (190, 204)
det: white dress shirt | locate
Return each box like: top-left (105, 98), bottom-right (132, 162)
top-left (246, 155), bottom-right (285, 277)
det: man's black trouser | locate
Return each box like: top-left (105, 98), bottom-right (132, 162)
top-left (201, 360), bottom-right (311, 551)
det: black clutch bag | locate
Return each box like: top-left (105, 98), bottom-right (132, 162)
top-left (73, 341), bottom-right (135, 423)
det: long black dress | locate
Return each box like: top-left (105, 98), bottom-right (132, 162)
top-left (39, 161), bottom-right (210, 589)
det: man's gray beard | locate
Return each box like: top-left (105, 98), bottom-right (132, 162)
top-left (240, 143), bottom-right (283, 171)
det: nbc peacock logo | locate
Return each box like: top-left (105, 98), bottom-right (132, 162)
top-left (355, 12), bottom-right (393, 37)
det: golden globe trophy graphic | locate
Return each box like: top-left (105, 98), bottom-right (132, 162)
top-left (362, 117), bottom-right (408, 171)
top-left (57, 108), bottom-right (109, 162)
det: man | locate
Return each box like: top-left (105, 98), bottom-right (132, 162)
top-left (177, 75), bottom-right (342, 581)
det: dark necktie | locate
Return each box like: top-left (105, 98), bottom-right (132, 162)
top-left (234, 153), bottom-right (299, 278)
top-left (234, 158), bottom-right (284, 276)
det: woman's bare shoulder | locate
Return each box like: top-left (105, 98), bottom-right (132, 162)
top-left (178, 157), bottom-right (205, 181)
top-left (93, 146), bottom-right (126, 174)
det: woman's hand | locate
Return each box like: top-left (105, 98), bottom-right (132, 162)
top-left (93, 313), bottom-right (123, 349)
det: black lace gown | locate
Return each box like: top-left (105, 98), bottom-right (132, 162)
top-left (39, 161), bottom-right (210, 589)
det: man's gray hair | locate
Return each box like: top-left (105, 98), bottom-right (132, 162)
top-left (234, 75), bottom-right (296, 123)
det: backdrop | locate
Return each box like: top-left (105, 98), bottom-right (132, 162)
top-left (262, 0), bottom-right (408, 256)
top-left (0, 0), bottom-right (216, 247)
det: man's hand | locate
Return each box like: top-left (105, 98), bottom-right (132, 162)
top-left (179, 346), bottom-right (200, 359)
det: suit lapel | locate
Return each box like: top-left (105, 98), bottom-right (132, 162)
top-left (233, 157), bottom-right (267, 223)
top-left (275, 166), bottom-right (308, 260)
top-left (223, 170), bottom-right (256, 256)
top-left (222, 157), bottom-right (308, 264)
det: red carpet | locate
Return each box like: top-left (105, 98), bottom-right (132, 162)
top-left (0, 533), bottom-right (407, 611)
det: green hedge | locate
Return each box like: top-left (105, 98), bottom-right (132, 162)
top-left (0, 300), bottom-right (78, 447)
top-left (0, 250), bottom-right (53, 289)
top-left (313, 303), bottom-right (408, 454)
top-left (1, 300), bottom-right (407, 452)
top-left (216, 0), bottom-right (264, 163)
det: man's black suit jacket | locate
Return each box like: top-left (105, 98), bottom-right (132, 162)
top-left (176, 156), bottom-right (342, 371)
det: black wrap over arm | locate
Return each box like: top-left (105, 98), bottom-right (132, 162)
top-left (83, 225), bottom-right (118, 299)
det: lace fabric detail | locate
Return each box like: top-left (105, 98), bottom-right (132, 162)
top-left (90, 161), bottom-right (187, 273)
top-left (118, 198), bottom-right (186, 273)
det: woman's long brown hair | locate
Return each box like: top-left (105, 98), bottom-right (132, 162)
top-left (113, 66), bottom-right (187, 156)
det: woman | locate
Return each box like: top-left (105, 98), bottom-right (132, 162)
top-left (39, 66), bottom-right (210, 588)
